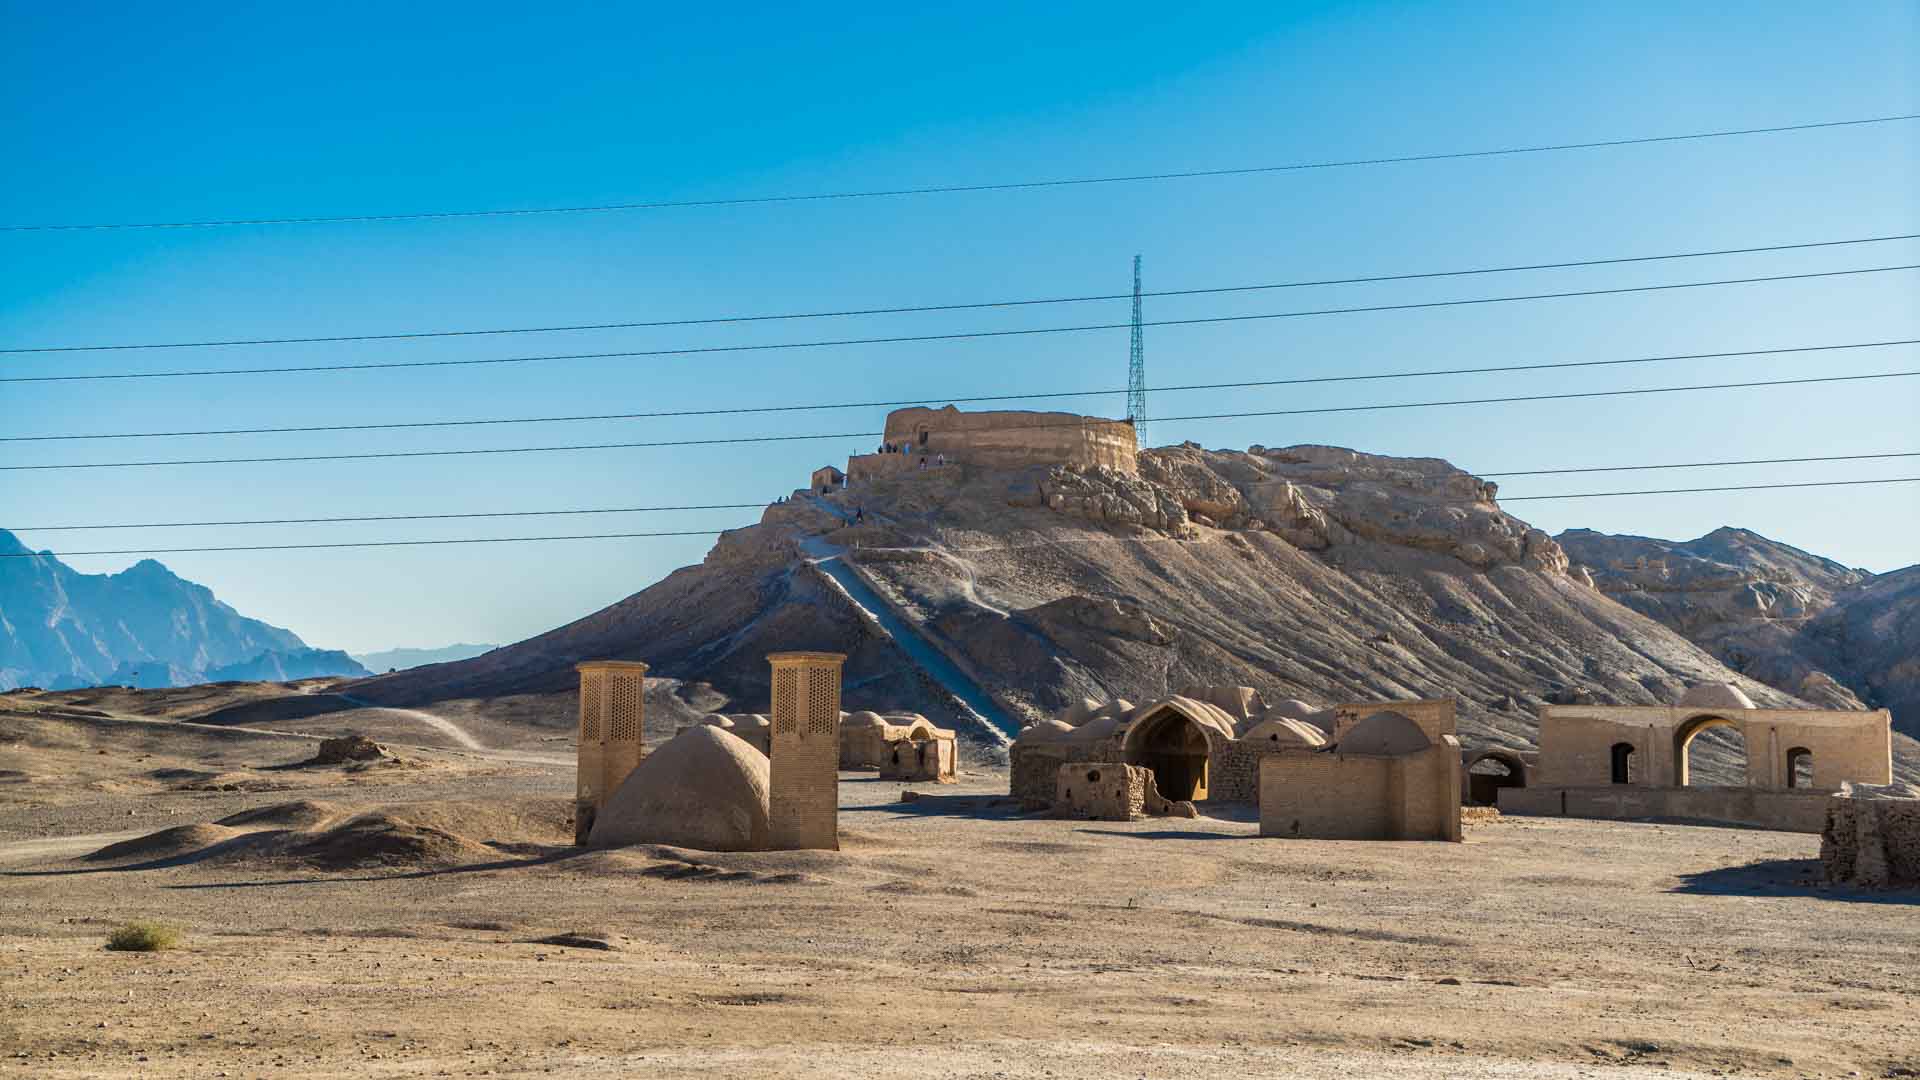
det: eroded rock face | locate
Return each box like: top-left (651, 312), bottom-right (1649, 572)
top-left (1139, 443), bottom-right (1573, 573)
top-left (1034, 465), bottom-right (1191, 534)
top-left (1558, 527), bottom-right (1912, 725)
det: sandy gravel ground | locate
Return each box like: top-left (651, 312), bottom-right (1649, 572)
top-left (1, 695), bottom-right (1916, 1078)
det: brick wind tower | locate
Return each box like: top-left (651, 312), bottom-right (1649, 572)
top-left (574, 660), bottom-right (648, 845)
top-left (767, 651), bottom-right (845, 850)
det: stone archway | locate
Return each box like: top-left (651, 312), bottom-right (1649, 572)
top-left (1123, 708), bottom-right (1212, 801)
top-left (1464, 748), bottom-right (1527, 806)
top-left (1674, 714), bottom-right (1749, 787)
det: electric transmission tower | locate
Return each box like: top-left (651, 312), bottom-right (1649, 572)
top-left (1127, 254), bottom-right (1146, 441)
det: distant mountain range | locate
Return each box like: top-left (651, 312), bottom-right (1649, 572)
top-left (0, 529), bottom-right (368, 690)
top-left (350, 643), bottom-right (499, 673)
top-left (1558, 526), bottom-right (1917, 734)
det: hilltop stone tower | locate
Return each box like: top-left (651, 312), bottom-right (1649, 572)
top-left (574, 660), bottom-right (649, 845)
top-left (767, 651), bottom-right (845, 850)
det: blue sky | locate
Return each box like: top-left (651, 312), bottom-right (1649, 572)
top-left (2, 1), bottom-right (1916, 654)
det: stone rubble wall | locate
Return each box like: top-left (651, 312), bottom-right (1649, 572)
top-left (1822, 790), bottom-right (1920, 887)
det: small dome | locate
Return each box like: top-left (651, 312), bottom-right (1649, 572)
top-left (1339, 711), bottom-right (1431, 756)
top-left (1242, 718), bottom-right (1329, 749)
top-left (1073, 715), bottom-right (1121, 742)
top-left (699, 714), bottom-right (736, 729)
top-left (1056, 698), bottom-right (1104, 727)
top-left (736, 714), bottom-right (771, 729)
top-left (1677, 682), bottom-right (1756, 710)
top-left (1302, 708), bottom-right (1339, 735)
top-left (1013, 718), bottom-right (1075, 746)
top-left (1268, 698), bottom-right (1321, 721)
top-left (589, 726), bottom-right (771, 852)
top-left (847, 710), bottom-right (889, 727)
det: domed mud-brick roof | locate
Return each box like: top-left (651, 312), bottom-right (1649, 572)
top-left (1677, 682), bottom-right (1756, 710)
top-left (1338, 711), bottom-right (1432, 757)
top-left (1267, 698), bottom-right (1321, 721)
top-left (589, 726), bottom-right (771, 852)
top-left (1240, 717), bottom-right (1330, 749)
top-left (1119, 696), bottom-right (1240, 751)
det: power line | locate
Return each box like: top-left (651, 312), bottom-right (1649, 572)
top-left (0, 530), bottom-right (734, 558)
top-left (1478, 451), bottom-right (1920, 478)
top-left (9, 232), bottom-right (1911, 354)
top-left (6, 113), bottom-right (1914, 233)
top-left (8, 369), bottom-right (1915, 472)
top-left (5, 503), bottom-right (770, 532)
top-left (7, 476), bottom-right (1917, 557)
top-left (14, 338), bottom-right (1911, 443)
top-left (1499, 476), bottom-right (1920, 501)
top-left (11, 452), bottom-right (1914, 533)
top-left (9, 264), bottom-right (1916, 385)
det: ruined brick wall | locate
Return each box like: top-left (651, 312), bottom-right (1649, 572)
top-left (881, 406), bottom-right (1138, 475)
top-left (1010, 741), bottom-right (1119, 803)
top-left (1211, 741), bottom-right (1314, 804)
top-left (1822, 795), bottom-right (1920, 886)
top-left (1054, 762), bottom-right (1149, 821)
top-left (879, 736), bottom-right (955, 782)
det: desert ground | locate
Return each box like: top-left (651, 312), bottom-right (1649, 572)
top-left (1, 684), bottom-right (1915, 1079)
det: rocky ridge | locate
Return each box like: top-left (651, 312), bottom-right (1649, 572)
top-left (349, 442), bottom-right (1916, 775)
top-left (1558, 527), bottom-right (1916, 734)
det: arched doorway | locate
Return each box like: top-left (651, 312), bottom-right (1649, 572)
top-left (1610, 742), bottom-right (1636, 784)
top-left (1465, 749), bottom-right (1527, 806)
top-left (1785, 747), bottom-right (1814, 789)
top-left (1124, 708), bottom-right (1211, 801)
top-left (1674, 715), bottom-right (1749, 787)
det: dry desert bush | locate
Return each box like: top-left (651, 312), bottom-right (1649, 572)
top-left (104, 920), bottom-right (182, 952)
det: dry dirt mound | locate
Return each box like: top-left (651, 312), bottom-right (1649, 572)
top-left (85, 823), bottom-right (243, 862)
top-left (279, 812), bottom-right (503, 871)
top-left (85, 798), bottom-right (572, 872)
top-left (215, 799), bottom-right (348, 830)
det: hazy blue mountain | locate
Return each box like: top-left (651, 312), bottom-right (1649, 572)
top-left (350, 643), bottom-right (500, 673)
top-left (0, 528), bottom-right (364, 689)
top-left (205, 648), bottom-right (371, 683)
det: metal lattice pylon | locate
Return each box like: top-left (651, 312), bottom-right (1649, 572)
top-left (1127, 254), bottom-right (1146, 442)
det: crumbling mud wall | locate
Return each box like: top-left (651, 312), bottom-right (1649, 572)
top-left (1822, 783), bottom-right (1920, 887)
top-left (1052, 762), bottom-right (1193, 821)
top-left (882, 406), bottom-right (1138, 475)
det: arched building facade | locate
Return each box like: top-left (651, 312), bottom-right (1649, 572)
top-left (1500, 700), bottom-right (1892, 833)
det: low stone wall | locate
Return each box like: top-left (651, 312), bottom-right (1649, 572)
top-left (1055, 762), bottom-right (1150, 821)
top-left (1009, 742), bottom-right (1118, 803)
top-left (1499, 785), bottom-right (1832, 833)
top-left (1822, 790), bottom-right (1920, 887)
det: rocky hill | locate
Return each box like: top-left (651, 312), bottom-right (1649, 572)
top-left (1558, 527), bottom-right (1916, 736)
top-left (0, 529), bottom-right (366, 690)
top-left (349, 442), bottom-right (1919, 773)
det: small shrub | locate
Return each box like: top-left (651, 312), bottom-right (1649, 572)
top-left (105, 920), bottom-right (182, 952)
